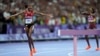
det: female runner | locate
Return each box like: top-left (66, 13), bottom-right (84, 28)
top-left (8, 5), bottom-right (52, 56)
top-left (83, 8), bottom-right (100, 51)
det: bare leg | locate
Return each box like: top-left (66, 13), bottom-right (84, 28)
top-left (95, 35), bottom-right (100, 51)
top-left (28, 26), bottom-right (35, 48)
top-left (84, 26), bottom-right (91, 50)
top-left (85, 35), bottom-right (91, 50)
top-left (25, 26), bottom-right (33, 56)
top-left (28, 26), bottom-right (36, 53)
top-left (25, 26), bottom-right (32, 51)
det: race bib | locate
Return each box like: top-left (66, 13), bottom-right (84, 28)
top-left (25, 19), bottom-right (33, 24)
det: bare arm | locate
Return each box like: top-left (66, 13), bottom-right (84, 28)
top-left (34, 11), bottom-right (53, 17)
top-left (82, 11), bottom-right (89, 15)
top-left (9, 10), bottom-right (25, 18)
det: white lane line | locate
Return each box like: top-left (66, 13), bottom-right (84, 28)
top-left (68, 49), bottom-right (86, 56)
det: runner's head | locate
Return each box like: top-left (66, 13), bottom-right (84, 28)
top-left (88, 7), bottom-right (95, 14)
top-left (26, 4), bottom-right (33, 11)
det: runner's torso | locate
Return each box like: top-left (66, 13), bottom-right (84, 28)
top-left (88, 15), bottom-right (95, 23)
top-left (88, 15), bottom-right (96, 29)
top-left (24, 10), bottom-right (34, 24)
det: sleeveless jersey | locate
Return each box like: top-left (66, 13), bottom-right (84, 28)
top-left (88, 15), bottom-right (95, 23)
top-left (24, 10), bottom-right (34, 24)
top-left (88, 15), bottom-right (96, 29)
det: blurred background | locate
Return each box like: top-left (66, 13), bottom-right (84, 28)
top-left (0, 0), bottom-right (100, 42)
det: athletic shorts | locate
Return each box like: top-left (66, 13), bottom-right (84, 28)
top-left (25, 20), bottom-right (40, 28)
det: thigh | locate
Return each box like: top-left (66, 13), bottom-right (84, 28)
top-left (25, 25), bottom-right (29, 33)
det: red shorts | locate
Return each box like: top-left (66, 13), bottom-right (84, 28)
top-left (89, 22), bottom-right (96, 29)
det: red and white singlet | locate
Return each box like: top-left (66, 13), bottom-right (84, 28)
top-left (88, 15), bottom-right (96, 29)
top-left (24, 10), bottom-right (34, 24)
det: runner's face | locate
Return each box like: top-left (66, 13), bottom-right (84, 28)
top-left (28, 8), bottom-right (32, 11)
top-left (28, 6), bottom-right (33, 11)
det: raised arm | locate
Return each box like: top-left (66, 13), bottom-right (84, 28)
top-left (6, 9), bottom-right (27, 19)
top-left (9, 10), bottom-right (25, 18)
top-left (82, 11), bottom-right (89, 15)
top-left (34, 11), bottom-right (53, 17)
